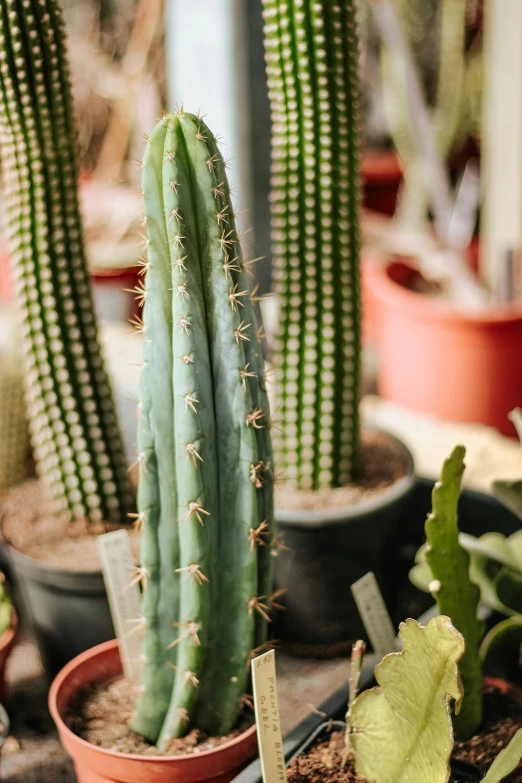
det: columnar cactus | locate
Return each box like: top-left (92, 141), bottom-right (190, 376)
top-left (0, 0), bottom-right (134, 522)
top-left (262, 0), bottom-right (362, 489)
top-left (131, 111), bottom-right (275, 746)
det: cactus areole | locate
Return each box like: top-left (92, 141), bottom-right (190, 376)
top-left (132, 112), bottom-right (275, 747)
top-left (0, 0), bottom-right (133, 523)
top-left (263, 0), bottom-right (362, 490)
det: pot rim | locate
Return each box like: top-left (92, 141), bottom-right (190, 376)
top-left (368, 261), bottom-right (522, 325)
top-left (49, 639), bottom-right (257, 765)
top-left (2, 538), bottom-right (106, 585)
top-left (275, 427), bottom-right (415, 528)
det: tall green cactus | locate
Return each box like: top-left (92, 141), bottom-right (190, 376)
top-left (0, 0), bottom-right (133, 522)
top-left (130, 111), bottom-right (275, 746)
top-left (262, 0), bottom-right (362, 489)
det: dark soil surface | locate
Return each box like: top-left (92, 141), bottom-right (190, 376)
top-left (453, 682), bottom-right (522, 779)
top-left (1, 480), bottom-right (140, 571)
top-left (287, 730), bottom-right (473, 783)
top-left (276, 429), bottom-right (410, 511)
top-left (66, 675), bottom-right (254, 756)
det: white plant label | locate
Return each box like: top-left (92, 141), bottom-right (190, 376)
top-left (351, 571), bottom-right (396, 657)
top-left (251, 649), bottom-right (287, 783)
top-left (97, 529), bottom-right (142, 678)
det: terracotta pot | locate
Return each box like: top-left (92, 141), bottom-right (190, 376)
top-left (0, 241), bottom-right (13, 303)
top-left (361, 150), bottom-right (403, 216)
top-left (367, 261), bottom-right (522, 436)
top-left (49, 640), bottom-right (258, 783)
top-left (484, 675), bottom-right (522, 704)
top-left (0, 610), bottom-right (16, 703)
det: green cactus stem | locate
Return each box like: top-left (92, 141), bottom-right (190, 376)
top-left (424, 445), bottom-right (484, 741)
top-left (262, 0), bottom-right (362, 490)
top-left (0, 0), bottom-right (134, 522)
top-left (131, 111), bottom-right (274, 746)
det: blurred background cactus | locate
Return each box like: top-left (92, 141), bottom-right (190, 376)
top-left (131, 110), bottom-right (274, 746)
top-left (262, 0), bottom-right (362, 489)
top-left (377, 0), bottom-right (482, 234)
top-left (0, 355), bottom-right (33, 497)
top-left (0, 0), bottom-right (134, 523)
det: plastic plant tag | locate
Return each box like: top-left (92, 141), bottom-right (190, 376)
top-left (251, 649), bottom-right (287, 783)
top-left (97, 529), bottom-right (142, 678)
top-left (351, 572), bottom-right (396, 657)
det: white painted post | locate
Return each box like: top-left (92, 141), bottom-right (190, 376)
top-left (164, 0), bottom-right (253, 235)
top-left (481, 0), bottom-right (522, 300)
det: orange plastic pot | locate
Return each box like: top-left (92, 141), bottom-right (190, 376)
top-left (367, 261), bottom-right (522, 436)
top-left (49, 640), bottom-right (258, 783)
top-left (0, 610), bottom-right (17, 703)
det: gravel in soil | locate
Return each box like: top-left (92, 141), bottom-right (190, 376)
top-left (453, 683), bottom-right (522, 779)
top-left (66, 676), bottom-right (254, 756)
top-left (1, 479), bottom-right (140, 571)
top-left (287, 730), bottom-right (471, 783)
top-left (276, 429), bottom-right (410, 512)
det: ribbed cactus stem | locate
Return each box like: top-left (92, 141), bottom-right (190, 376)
top-left (132, 111), bottom-right (274, 746)
top-left (263, 0), bottom-right (362, 490)
top-left (0, 0), bottom-right (133, 522)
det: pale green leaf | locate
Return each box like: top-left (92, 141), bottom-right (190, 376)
top-left (409, 561), bottom-right (433, 592)
top-left (350, 616), bottom-right (465, 783)
top-left (480, 615), bottom-right (522, 681)
top-left (492, 408), bottom-right (522, 520)
top-left (481, 729), bottom-right (522, 783)
top-left (492, 479), bottom-right (522, 522)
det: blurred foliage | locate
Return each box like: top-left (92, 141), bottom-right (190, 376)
top-left (358, 0), bottom-right (483, 148)
top-left (60, 0), bottom-right (166, 179)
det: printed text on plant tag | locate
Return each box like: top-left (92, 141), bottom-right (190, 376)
top-left (251, 649), bottom-right (287, 783)
top-left (351, 571), bottom-right (396, 657)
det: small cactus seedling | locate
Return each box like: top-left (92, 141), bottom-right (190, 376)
top-left (130, 111), bottom-right (275, 746)
top-left (262, 0), bottom-right (362, 489)
top-left (0, 0), bottom-right (134, 522)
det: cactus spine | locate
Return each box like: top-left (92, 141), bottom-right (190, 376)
top-left (263, 0), bottom-right (362, 490)
top-left (131, 111), bottom-right (274, 746)
top-left (0, 0), bottom-right (134, 522)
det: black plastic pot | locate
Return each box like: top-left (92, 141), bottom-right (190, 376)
top-left (274, 431), bottom-right (415, 654)
top-left (5, 543), bottom-right (114, 680)
top-left (234, 720), bottom-right (482, 783)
